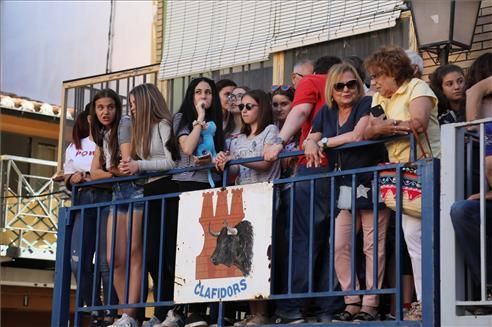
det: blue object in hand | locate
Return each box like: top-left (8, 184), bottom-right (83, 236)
top-left (195, 121), bottom-right (217, 158)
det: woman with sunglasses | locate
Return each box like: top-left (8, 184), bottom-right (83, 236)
top-left (304, 63), bottom-right (390, 322)
top-left (215, 89), bottom-right (280, 325)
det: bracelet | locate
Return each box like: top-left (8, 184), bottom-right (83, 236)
top-left (302, 138), bottom-right (316, 148)
top-left (192, 120), bottom-right (206, 128)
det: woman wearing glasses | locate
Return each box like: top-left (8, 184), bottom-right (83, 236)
top-left (363, 47), bottom-right (441, 321)
top-left (224, 86), bottom-right (250, 150)
top-left (304, 63), bottom-right (390, 322)
top-left (215, 89), bottom-right (280, 325)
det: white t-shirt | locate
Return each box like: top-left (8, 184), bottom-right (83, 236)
top-left (63, 137), bottom-right (96, 174)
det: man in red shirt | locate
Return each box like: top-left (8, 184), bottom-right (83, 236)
top-left (266, 56), bottom-right (344, 323)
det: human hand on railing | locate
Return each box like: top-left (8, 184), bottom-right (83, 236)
top-left (119, 157), bottom-right (139, 175)
top-left (215, 151), bottom-right (232, 171)
top-left (263, 143), bottom-right (283, 161)
top-left (69, 172), bottom-right (87, 185)
top-left (304, 139), bottom-right (324, 168)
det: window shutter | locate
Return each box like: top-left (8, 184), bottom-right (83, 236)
top-left (159, 0), bottom-right (403, 80)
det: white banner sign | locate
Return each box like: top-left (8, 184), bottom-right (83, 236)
top-left (174, 182), bottom-right (273, 303)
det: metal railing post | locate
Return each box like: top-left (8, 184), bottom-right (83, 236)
top-left (51, 207), bottom-right (73, 327)
top-left (421, 158), bottom-right (441, 326)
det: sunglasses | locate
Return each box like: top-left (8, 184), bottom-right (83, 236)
top-left (334, 80), bottom-right (358, 92)
top-left (272, 101), bottom-right (290, 108)
top-left (271, 85), bottom-right (293, 92)
top-left (227, 93), bottom-right (244, 102)
top-left (238, 103), bottom-right (258, 111)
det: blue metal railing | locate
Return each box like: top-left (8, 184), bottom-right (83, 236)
top-left (52, 135), bottom-right (440, 327)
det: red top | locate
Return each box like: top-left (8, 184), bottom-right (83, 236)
top-left (291, 74), bottom-right (328, 166)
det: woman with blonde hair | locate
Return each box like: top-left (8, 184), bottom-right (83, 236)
top-left (305, 63), bottom-right (390, 322)
top-left (119, 83), bottom-right (180, 327)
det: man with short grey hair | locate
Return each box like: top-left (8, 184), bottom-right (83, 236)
top-left (405, 49), bottom-right (424, 79)
top-left (291, 59), bottom-right (314, 87)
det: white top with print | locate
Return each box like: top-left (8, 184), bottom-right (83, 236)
top-left (63, 137), bottom-right (96, 174)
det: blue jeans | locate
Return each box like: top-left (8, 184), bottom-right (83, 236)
top-left (71, 188), bottom-right (117, 316)
top-left (275, 165), bottom-right (343, 319)
top-left (450, 199), bottom-right (492, 288)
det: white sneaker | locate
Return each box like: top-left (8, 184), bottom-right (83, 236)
top-left (142, 316), bottom-right (161, 327)
top-left (110, 313), bottom-right (139, 327)
top-left (158, 309), bottom-right (184, 327)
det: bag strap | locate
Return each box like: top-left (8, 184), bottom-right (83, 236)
top-left (409, 120), bottom-right (433, 160)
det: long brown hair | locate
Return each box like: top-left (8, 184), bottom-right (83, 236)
top-left (240, 90), bottom-right (273, 136)
top-left (72, 103), bottom-right (91, 150)
top-left (129, 83), bottom-right (177, 160)
top-left (90, 88), bottom-right (122, 169)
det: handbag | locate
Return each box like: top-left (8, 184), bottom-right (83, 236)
top-left (379, 122), bottom-right (432, 217)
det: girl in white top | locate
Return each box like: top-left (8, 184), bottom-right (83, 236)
top-left (64, 105), bottom-right (115, 325)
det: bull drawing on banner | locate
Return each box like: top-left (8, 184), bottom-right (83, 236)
top-left (209, 220), bottom-right (253, 276)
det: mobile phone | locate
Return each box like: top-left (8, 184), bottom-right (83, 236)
top-left (195, 153), bottom-right (212, 160)
top-left (370, 104), bottom-right (386, 119)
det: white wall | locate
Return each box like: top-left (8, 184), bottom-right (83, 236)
top-left (0, 0), bottom-right (154, 104)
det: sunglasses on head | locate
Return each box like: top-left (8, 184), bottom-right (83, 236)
top-left (334, 80), bottom-right (358, 92)
top-left (238, 103), bottom-right (258, 111)
top-left (271, 85), bottom-right (293, 92)
top-left (227, 93), bottom-right (244, 102)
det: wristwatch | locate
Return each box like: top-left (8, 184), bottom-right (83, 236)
top-left (320, 137), bottom-right (329, 149)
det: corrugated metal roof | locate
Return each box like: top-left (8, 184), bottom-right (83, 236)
top-left (159, 0), bottom-right (404, 80)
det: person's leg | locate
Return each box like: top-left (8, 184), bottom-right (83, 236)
top-left (360, 208), bottom-right (390, 314)
top-left (401, 214), bottom-right (422, 302)
top-left (127, 208), bottom-right (143, 316)
top-left (71, 190), bottom-right (100, 308)
top-left (334, 210), bottom-right (361, 307)
top-left (274, 176), bottom-right (311, 319)
top-left (145, 178), bottom-right (179, 321)
top-left (450, 199), bottom-right (492, 287)
top-left (98, 198), bottom-right (119, 320)
top-left (107, 210), bottom-right (130, 305)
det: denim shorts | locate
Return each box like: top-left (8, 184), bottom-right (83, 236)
top-left (112, 181), bottom-right (144, 213)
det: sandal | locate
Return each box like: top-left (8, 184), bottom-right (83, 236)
top-left (332, 311), bottom-right (354, 322)
top-left (353, 311), bottom-right (379, 321)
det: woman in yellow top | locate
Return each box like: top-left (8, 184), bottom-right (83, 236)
top-left (363, 46), bottom-right (440, 321)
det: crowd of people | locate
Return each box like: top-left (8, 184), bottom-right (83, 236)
top-left (62, 47), bottom-right (492, 327)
